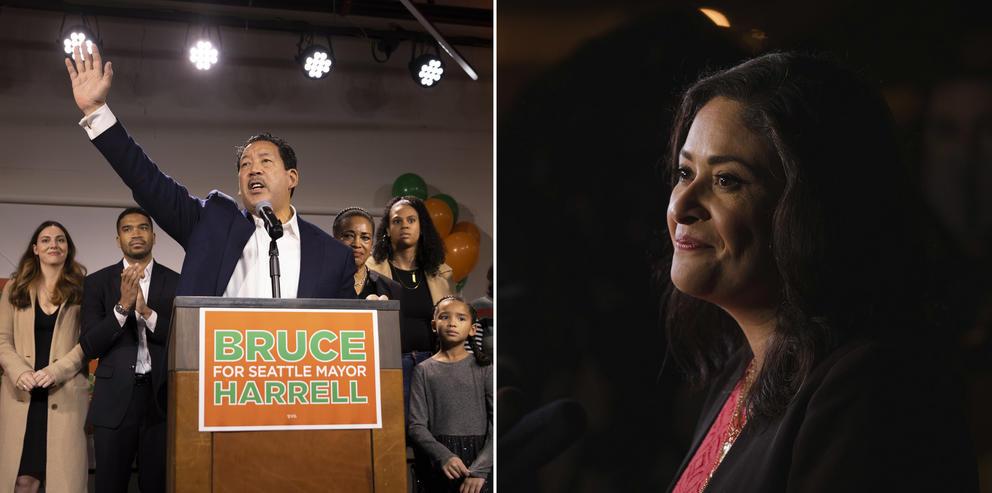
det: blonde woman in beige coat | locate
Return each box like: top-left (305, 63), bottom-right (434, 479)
top-left (0, 221), bottom-right (89, 493)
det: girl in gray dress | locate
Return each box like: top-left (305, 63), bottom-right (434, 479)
top-left (408, 296), bottom-right (492, 493)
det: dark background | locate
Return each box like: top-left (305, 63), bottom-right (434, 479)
top-left (496, 1), bottom-right (992, 491)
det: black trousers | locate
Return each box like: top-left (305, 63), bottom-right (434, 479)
top-left (93, 375), bottom-right (166, 493)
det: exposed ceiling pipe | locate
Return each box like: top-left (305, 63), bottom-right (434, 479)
top-left (398, 0), bottom-right (479, 81)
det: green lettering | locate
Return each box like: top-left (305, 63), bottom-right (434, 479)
top-left (245, 330), bottom-right (276, 362)
top-left (340, 331), bottom-right (367, 362)
top-left (310, 380), bottom-right (329, 404)
top-left (309, 330), bottom-right (338, 362)
top-left (277, 330), bottom-right (307, 362)
top-left (238, 381), bottom-right (263, 405)
top-left (214, 381), bottom-right (237, 405)
top-left (265, 381), bottom-right (287, 404)
top-left (287, 380), bottom-right (309, 405)
top-left (215, 330), bottom-right (243, 361)
top-left (349, 380), bottom-right (367, 403)
top-left (330, 380), bottom-right (349, 404)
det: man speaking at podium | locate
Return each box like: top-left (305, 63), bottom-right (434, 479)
top-left (64, 44), bottom-right (355, 299)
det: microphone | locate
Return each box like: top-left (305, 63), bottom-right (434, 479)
top-left (254, 200), bottom-right (283, 298)
top-left (254, 200), bottom-right (283, 240)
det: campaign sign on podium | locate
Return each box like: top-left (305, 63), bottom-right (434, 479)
top-left (198, 308), bottom-right (382, 431)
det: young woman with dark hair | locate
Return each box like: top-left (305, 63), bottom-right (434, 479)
top-left (368, 195), bottom-right (456, 417)
top-left (661, 53), bottom-right (977, 492)
top-left (0, 221), bottom-right (89, 493)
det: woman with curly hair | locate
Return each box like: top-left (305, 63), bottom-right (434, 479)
top-left (0, 221), bottom-right (89, 493)
top-left (662, 52), bottom-right (977, 492)
top-left (368, 195), bottom-right (456, 417)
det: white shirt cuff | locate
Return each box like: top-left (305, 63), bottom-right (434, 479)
top-left (114, 307), bottom-right (127, 327)
top-left (78, 104), bottom-right (117, 140)
top-left (139, 310), bottom-right (158, 333)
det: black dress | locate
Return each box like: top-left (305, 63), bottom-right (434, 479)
top-left (389, 264), bottom-right (435, 354)
top-left (18, 300), bottom-right (59, 477)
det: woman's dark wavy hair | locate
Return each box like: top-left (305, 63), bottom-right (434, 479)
top-left (660, 52), bottom-right (928, 424)
top-left (7, 221), bottom-right (87, 309)
top-left (433, 295), bottom-right (491, 367)
top-left (371, 196), bottom-right (446, 276)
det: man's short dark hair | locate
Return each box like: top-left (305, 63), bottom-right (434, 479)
top-left (117, 207), bottom-right (154, 233)
top-left (234, 133), bottom-right (298, 196)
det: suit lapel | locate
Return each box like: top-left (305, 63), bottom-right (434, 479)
top-left (297, 219), bottom-right (321, 298)
top-left (50, 298), bottom-right (70, 360)
top-left (149, 261), bottom-right (165, 308)
top-left (216, 210), bottom-right (256, 296)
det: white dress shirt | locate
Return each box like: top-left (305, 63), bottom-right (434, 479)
top-left (222, 207), bottom-right (301, 298)
top-left (80, 104), bottom-right (304, 299)
top-left (113, 259), bottom-right (157, 375)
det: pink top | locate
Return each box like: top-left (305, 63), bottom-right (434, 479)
top-left (671, 374), bottom-right (748, 493)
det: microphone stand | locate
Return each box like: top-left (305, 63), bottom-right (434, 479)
top-left (268, 237), bottom-right (281, 298)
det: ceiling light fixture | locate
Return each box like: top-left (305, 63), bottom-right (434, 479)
top-left (186, 25), bottom-right (221, 71)
top-left (409, 42), bottom-right (444, 88)
top-left (296, 33), bottom-right (335, 80)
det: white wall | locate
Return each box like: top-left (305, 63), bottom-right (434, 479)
top-left (0, 8), bottom-right (493, 298)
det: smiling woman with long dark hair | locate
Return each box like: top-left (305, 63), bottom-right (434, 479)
top-left (661, 53), bottom-right (978, 492)
top-left (0, 221), bottom-right (89, 493)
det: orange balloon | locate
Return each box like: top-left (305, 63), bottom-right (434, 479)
top-left (444, 232), bottom-right (479, 282)
top-left (451, 221), bottom-right (481, 245)
top-left (424, 198), bottom-right (454, 237)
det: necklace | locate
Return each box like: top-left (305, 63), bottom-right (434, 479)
top-left (699, 359), bottom-right (756, 492)
top-left (390, 261), bottom-right (421, 290)
top-left (354, 267), bottom-right (368, 288)
top-left (389, 262), bottom-right (420, 291)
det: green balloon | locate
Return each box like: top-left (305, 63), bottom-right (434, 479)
top-left (456, 276), bottom-right (468, 293)
top-left (431, 193), bottom-right (459, 223)
top-left (392, 173), bottom-right (428, 200)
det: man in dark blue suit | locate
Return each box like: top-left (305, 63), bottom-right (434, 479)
top-left (65, 44), bottom-right (356, 299)
top-left (81, 208), bottom-right (180, 493)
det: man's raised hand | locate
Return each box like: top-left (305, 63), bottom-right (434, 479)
top-left (64, 43), bottom-right (113, 116)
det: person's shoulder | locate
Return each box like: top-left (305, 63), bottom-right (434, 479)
top-left (413, 357), bottom-right (439, 375)
top-left (814, 338), bottom-right (915, 379)
top-left (470, 295), bottom-right (492, 309)
top-left (298, 218), bottom-right (347, 248)
top-left (87, 263), bottom-right (123, 281)
top-left (296, 216), bottom-right (326, 235)
top-left (202, 190), bottom-right (239, 208)
top-left (152, 260), bottom-right (180, 279)
top-left (803, 338), bottom-right (961, 408)
top-left (367, 257), bottom-right (389, 276)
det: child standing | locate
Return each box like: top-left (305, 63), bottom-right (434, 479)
top-left (408, 296), bottom-right (493, 493)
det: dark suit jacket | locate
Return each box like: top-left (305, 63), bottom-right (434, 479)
top-left (91, 121), bottom-right (356, 298)
top-left (80, 261), bottom-right (179, 428)
top-left (667, 340), bottom-right (978, 493)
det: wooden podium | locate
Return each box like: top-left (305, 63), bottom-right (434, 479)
top-left (166, 297), bottom-right (406, 493)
